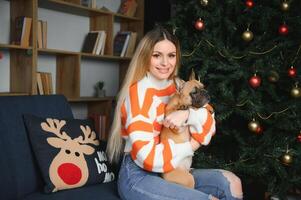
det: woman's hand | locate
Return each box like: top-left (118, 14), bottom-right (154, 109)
top-left (190, 137), bottom-right (201, 151)
top-left (163, 110), bottom-right (189, 129)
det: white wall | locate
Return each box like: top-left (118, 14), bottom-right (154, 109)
top-left (0, 0), bottom-right (122, 118)
top-left (0, 1), bottom-right (11, 92)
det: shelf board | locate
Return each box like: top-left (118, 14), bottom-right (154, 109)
top-left (0, 92), bottom-right (29, 96)
top-left (38, 48), bottom-right (132, 61)
top-left (0, 43), bottom-right (33, 50)
top-left (38, 0), bottom-right (114, 17)
top-left (114, 13), bottom-right (143, 21)
top-left (38, 0), bottom-right (143, 20)
top-left (38, 48), bottom-right (80, 55)
top-left (81, 53), bottom-right (132, 61)
top-left (68, 96), bottom-right (115, 102)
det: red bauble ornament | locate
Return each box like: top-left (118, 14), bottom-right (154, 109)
top-left (245, 0), bottom-right (254, 8)
top-left (297, 134), bottom-right (301, 142)
top-left (288, 66), bottom-right (297, 78)
top-left (249, 74), bottom-right (261, 88)
top-left (194, 18), bottom-right (205, 31)
top-left (255, 126), bottom-right (263, 134)
top-left (278, 24), bottom-right (289, 35)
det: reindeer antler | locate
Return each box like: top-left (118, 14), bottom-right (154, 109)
top-left (41, 118), bottom-right (71, 140)
top-left (75, 125), bottom-right (99, 146)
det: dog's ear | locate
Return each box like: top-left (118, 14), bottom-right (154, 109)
top-left (189, 69), bottom-right (203, 85)
top-left (189, 69), bottom-right (196, 81)
top-left (174, 77), bottom-right (185, 92)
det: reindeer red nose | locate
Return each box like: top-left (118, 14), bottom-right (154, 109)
top-left (58, 163), bottom-right (82, 185)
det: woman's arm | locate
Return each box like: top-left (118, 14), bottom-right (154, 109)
top-left (186, 104), bottom-right (216, 145)
top-left (121, 90), bottom-right (194, 173)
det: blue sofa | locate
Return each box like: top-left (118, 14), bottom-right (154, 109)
top-left (0, 95), bottom-right (120, 200)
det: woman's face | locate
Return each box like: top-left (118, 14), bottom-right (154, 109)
top-left (149, 39), bottom-right (177, 80)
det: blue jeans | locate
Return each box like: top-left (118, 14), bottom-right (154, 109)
top-left (118, 154), bottom-right (242, 200)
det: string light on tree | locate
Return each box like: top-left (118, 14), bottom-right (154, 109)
top-left (242, 28), bottom-right (254, 42)
top-left (291, 82), bottom-right (301, 98)
top-left (281, 151), bottom-right (293, 166)
top-left (248, 118), bottom-right (262, 134)
top-left (281, 0), bottom-right (290, 11)
top-left (194, 18), bottom-right (205, 31)
top-left (268, 70), bottom-right (280, 83)
top-left (278, 23), bottom-right (289, 35)
top-left (200, 0), bottom-right (209, 7)
top-left (288, 66), bottom-right (297, 78)
top-left (245, 0), bottom-right (254, 8)
top-left (249, 73), bottom-right (262, 88)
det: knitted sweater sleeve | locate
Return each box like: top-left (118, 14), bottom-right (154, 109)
top-left (120, 83), bottom-right (193, 173)
top-left (186, 104), bottom-right (216, 145)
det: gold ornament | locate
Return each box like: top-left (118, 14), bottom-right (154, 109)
top-left (291, 83), bottom-right (301, 98)
top-left (242, 29), bottom-right (254, 42)
top-left (200, 0), bottom-right (209, 6)
top-left (281, 152), bottom-right (293, 166)
top-left (281, 1), bottom-right (289, 11)
top-left (248, 118), bottom-right (260, 133)
top-left (268, 70), bottom-right (279, 83)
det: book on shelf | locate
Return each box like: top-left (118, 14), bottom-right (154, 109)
top-left (113, 31), bottom-right (131, 57)
top-left (36, 72), bottom-right (53, 95)
top-left (37, 20), bottom-right (48, 49)
top-left (125, 32), bottom-right (137, 57)
top-left (91, 30), bottom-right (106, 55)
top-left (88, 114), bottom-right (107, 140)
top-left (42, 21), bottom-right (47, 48)
top-left (37, 20), bottom-right (43, 48)
top-left (13, 16), bottom-right (32, 47)
top-left (81, 32), bottom-right (99, 54)
top-left (36, 72), bottom-right (44, 95)
top-left (100, 31), bottom-right (106, 55)
top-left (118, 0), bottom-right (138, 17)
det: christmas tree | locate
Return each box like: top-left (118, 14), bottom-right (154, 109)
top-left (168, 0), bottom-right (301, 197)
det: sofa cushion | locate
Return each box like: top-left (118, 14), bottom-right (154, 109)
top-left (0, 95), bottom-right (74, 200)
top-left (22, 181), bottom-right (120, 200)
top-left (23, 115), bottom-right (115, 193)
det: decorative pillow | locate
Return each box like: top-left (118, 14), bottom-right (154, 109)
top-left (23, 114), bottom-right (115, 193)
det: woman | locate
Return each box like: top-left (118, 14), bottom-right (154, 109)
top-left (107, 27), bottom-right (243, 200)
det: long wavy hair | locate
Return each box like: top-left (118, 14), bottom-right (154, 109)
top-left (106, 26), bottom-right (182, 163)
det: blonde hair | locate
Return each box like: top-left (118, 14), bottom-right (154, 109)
top-left (106, 27), bottom-right (182, 163)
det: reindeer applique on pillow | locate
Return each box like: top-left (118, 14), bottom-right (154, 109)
top-left (23, 115), bottom-right (115, 193)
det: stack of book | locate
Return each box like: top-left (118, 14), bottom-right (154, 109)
top-left (81, 31), bottom-right (107, 55)
top-left (12, 17), bottom-right (47, 48)
top-left (12, 16), bottom-right (47, 48)
top-left (113, 31), bottom-right (137, 57)
top-left (12, 16), bottom-right (32, 47)
top-left (36, 72), bottom-right (53, 95)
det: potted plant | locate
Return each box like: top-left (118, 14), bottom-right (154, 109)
top-left (94, 81), bottom-right (106, 97)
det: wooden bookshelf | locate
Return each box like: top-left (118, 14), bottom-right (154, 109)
top-left (1, 0), bottom-right (144, 137)
top-left (0, 43), bottom-right (33, 50)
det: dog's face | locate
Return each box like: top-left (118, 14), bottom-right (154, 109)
top-left (176, 79), bottom-right (210, 109)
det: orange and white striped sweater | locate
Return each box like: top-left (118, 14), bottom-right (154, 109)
top-left (121, 73), bottom-right (216, 173)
